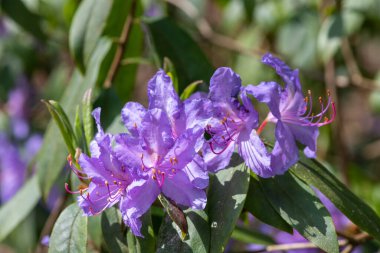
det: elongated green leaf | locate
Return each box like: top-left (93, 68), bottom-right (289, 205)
top-left (1, 0), bottom-right (46, 40)
top-left (69, 0), bottom-right (112, 72)
top-left (207, 163), bottom-right (250, 253)
top-left (156, 210), bottom-right (209, 253)
top-left (158, 194), bottom-right (188, 237)
top-left (146, 17), bottom-right (214, 93)
top-left (37, 39), bottom-right (112, 198)
top-left (82, 89), bottom-right (93, 154)
top-left (0, 175), bottom-right (40, 242)
top-left (126, 210), bottom-right (155, 253)
top-left (49, 203), bottom-right (88, 253)
top-left (231, 225), bottom-right (275, 245)
top-left (180, 80), bottom-right (203, 100)
top-left (259, 172), bottom-right (339, 253)
top-left (245, 173), bottom-right (293, 234)
top-left (101, 207), bottom-right (128, 253)
top-left (292, 157), bottom-right (380, 241)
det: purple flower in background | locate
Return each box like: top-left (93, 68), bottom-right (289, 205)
top-left (0, 134), bottom-right (26, 203)
top-left (67, 108), bottom-right (135, 219)
top-left (202, 67), bottom-right (271, 175)
top-left (7, 77), bottom-right (31, 139)
top-left (246, 53), bottom-right (335, 175)
top-left (115, 70), bottom-right (208, 236)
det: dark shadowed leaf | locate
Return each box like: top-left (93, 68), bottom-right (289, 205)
top-left (49, 203), bottom-right (88, 253)
top-left (1, 0), bottom-right (46, 40)
top-left (292, 157), bottom-right (380, 242)
top-left (207, 162), bottom-right (250, 253)
top-left (156, 210), bottom-right (209, 253)
top-left (245, 173), bottom-right (293, 234)
top-left (258, 172), bottom-right (339, 253)
top-left (146, 17), bottom-right (214, 94)
top-left (0, 175), bottom-right (40, 242)
top-left (101, 207), bottom-right (128, 253)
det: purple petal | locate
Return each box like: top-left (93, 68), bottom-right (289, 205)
top-left (261, 53), bottom-right (301, 93)
top-left (160, 126), bottom-right (203, 170)
top-left (203, 139), bottom-right (235, 173)
top-left (237, 129), bottom-right (271, 177)
top-left (209, 67), bottom-right (241, 101)
top-left (239, 87), bottom-right (259, 130)
top-left (270, 121), bottom-right (299, 175)
top-left (120, 178), bottom-right (160, 237)
top-left (140, 108), bottom-right (174, 155)
top-left (114, 133), bottom-right (145, 170)
top-left (162, 170), bottom-right (207, 209)
top-left (92, 108), bottom-right (104, 136)
top-left (245, 82), bottom-right (282, 119)
top-left (121, 102), bottom-right (147, 136)
top-left (78, 183), bottom-right (120, 216)
top-left (147, 70), bottom-right (181, 123)
top-left (183, 154), bottom-right (209, 189)
top-left (288, 124), bottom-right (319, 158)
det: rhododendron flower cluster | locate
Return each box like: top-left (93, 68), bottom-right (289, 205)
top-left (67, 54), bottom-right (335, 236)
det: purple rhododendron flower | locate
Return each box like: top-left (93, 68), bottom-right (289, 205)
top-left (245, 53), bottom-right (335, 176)
top-left (114, 70), bottom-right (209, 236)
top-left (0, 134), bottom-right (26, 202)
top-left (202, 67), bottom-right (271, 175)
top-left (67, 108), bottom-right (135, 223)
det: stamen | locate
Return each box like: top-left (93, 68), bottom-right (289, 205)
top-left (65, 183), bottom-right (88, 194)
top-left (257, 119), bottom-right (268, 135)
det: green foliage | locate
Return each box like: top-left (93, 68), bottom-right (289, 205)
top-left (292, 157), bottom-right (380, 242)
top-left (49, 203), bottom-right (88, 253)
top-left (0, 176), bottom-right (40, 242)
top-left (146, 17), bottom-right (214, 93)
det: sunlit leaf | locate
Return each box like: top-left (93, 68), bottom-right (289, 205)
top-left (49, 203), bottom-right (88, 253)
top-left (292, 157), bottom-right (380, 242)
top-left (258, 172), bottom-right (339, 253)
top-left (207, 161), bottom-right (250, 253)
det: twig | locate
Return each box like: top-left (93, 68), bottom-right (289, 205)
top-left (104, 0), bottom-right (138, 88)
top-left (341, 38), bottom-right (380, 91)
top-left (244, 239), bottom-right (349, 253)
top-left (324, 59), bottom-right (350, 185)
top-left (34, 193), bottom-right (69, 253)
top-left (165, 0), bottom-right (267, 58)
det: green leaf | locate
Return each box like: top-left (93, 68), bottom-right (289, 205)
top-left (98, 0), bottom-right (144, 103)
top-left (0, 175), bottom-right (40, 242)
top-left (292, 157), bottom-right (380, 242)
top-left (42, 100), bottom-right (76, 156)
top-left (69, 0), bottom-right (112, 72)
top-left (180, 80), bottom-right (204, 100)
top-left (37, 39), bottom-right (112, 199)
top-left (126, 210), bottom-right (155, 253)
top-left (87, 215), bottom-right (102, 251)
top-left (82, 89), bottom-right (93, 153)
top-left (49, 203), bottom-right (88, 253)
top-left (101, 207), bottom-right (128, 253)
top-left (207, 162), bottom-right (250, 253)
top-left (156, 210), bottom-right (210, 253)
top-left (1, 0), bottom-right (46, 40)
top-left (163, 57), bottom-right (179, 93)
top-left (146, 17), bottom-right (214, 94)
top-left (245, 173), bottom-right (293, 234)
top-left (258, 172), bottom-right (339, 253)
top-left (231, 225), bottom-right (275, 245)
top-left (317, 13), bottom-right (343, 63)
